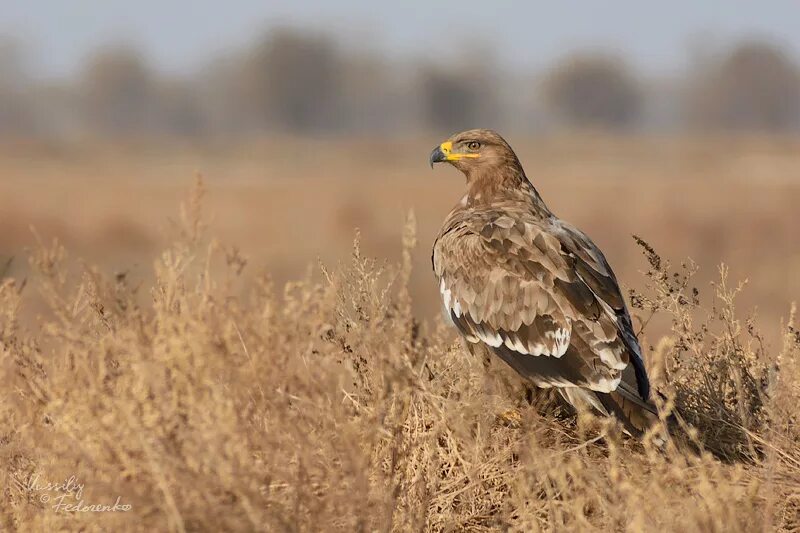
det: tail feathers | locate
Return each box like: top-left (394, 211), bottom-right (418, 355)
top-left (597, 389), bottom-right (659, 439)
top-left (558, 384), bottom-right (664, 441)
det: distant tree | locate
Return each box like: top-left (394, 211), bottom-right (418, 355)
top-left (235, 28), bottom-right (344, 133)
top-left (0, 38), bottom-right (36, 135)
top-left (686, 41), bottom-right (800, 132)
top-left (542, 54), bottom-right (642, 129)
top-left (154, 80), bottom-right (205, 137)
top-left (81, 46), bottom-right (156, 134)
top-left (420, 66), bottom-right (495, 132)
top-left (337, 56), bottom-right (394, 133)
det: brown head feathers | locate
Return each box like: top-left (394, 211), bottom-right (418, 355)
top-left (431, 129), bottom-right (545, 210)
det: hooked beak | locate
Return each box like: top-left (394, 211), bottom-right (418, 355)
top-left (429, 140), bottom-right (480, 168)
top-left (429, 144), bottom-right (447, 168)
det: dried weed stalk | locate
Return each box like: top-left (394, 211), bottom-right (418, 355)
top-left (0, 184), bottom-right (798, 532)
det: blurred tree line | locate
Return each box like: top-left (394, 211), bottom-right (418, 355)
top-left (1, 29), bottom-right (799, 138)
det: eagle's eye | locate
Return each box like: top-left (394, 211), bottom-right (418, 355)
top-left (466, 141), bottom-right (481, 151)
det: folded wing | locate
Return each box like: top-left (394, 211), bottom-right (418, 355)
top-left (433, 208), bottom-right (649, 398)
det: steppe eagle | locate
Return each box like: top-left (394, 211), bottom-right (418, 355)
top-left (430, 129), bottom-right (658, 436)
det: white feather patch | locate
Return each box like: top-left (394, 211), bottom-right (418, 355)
top-left (544, 328), bottom-right (570, 357)
top-left (592, 374), bottom-right (622, 393)
top-left (528, 343), bottom-right (546, 356)
top-left (476, 330), bottom-right (503, 347)
top-left (502, 334), bottom-right (528, 355)
top-left (512, 336), bottom-right (528, 354)
top-left (596, 345), bottom-right (627, 370)
top-left (439, 278), bottom-right (452, 311)
top-left (499, 327), bottom-right (572, 358)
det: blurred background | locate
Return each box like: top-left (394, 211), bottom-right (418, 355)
top-left (1, 1), bottom-right (799, 341)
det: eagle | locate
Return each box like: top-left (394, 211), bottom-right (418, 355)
top-left (430, 129), bottom-right (658, 437)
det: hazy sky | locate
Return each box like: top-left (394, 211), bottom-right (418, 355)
top-left (3, 0), bottom-right (800, 77)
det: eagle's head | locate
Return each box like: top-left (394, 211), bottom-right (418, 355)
top-left (429, 129), bottom-right (522, 178)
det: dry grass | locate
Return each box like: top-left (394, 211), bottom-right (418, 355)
top-left (1, 175), bottom-right (799, 532)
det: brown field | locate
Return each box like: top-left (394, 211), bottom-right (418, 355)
top-left (1, 135), bottom-right (800, 531)
top-left (2, 135), bottom-right (799, 336)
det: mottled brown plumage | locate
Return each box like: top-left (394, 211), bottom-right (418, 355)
top-left (430, 129), bottom-right (657, 436)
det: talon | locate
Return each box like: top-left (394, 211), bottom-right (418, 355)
top-left (497, 409), bottom-right (522, 427)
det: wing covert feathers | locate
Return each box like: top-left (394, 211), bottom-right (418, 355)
top-left (433, 202), bottom-right (650, 400)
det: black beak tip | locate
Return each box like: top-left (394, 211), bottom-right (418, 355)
top-left (429, 146), bottom-right (445, 168)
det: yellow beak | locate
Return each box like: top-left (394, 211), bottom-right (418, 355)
top-left (429, 141), bottom-right (481, 167)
